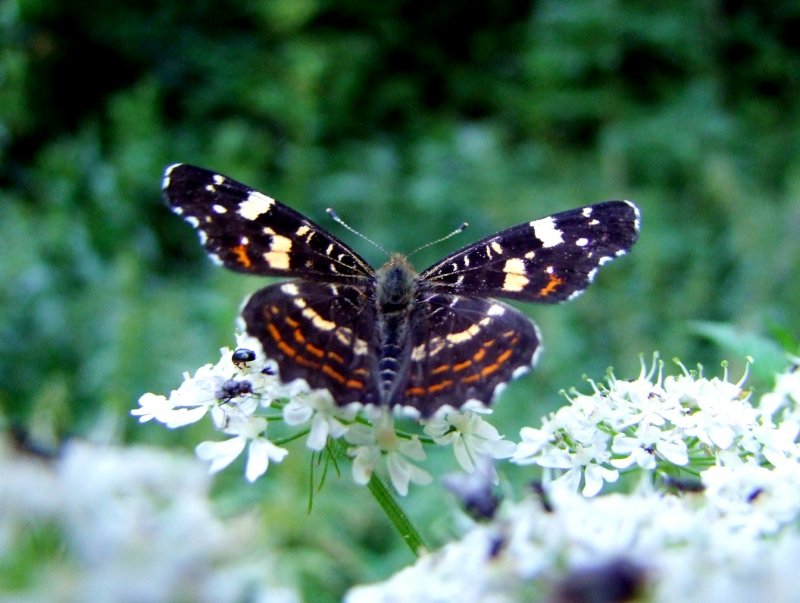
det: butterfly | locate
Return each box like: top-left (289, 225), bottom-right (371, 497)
top-left (163, 163), bottom-right (639, 416)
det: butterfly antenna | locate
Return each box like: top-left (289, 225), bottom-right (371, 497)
top-left (407, 222), bottom-right (469, 258)
top-left (327, 208), bottom-right (389, 256)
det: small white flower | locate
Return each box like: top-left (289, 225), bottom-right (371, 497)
top-left (196, 436), bottom-right (247, 474)
top-left (196, 415), bottom-right (288, 482)
top-left (611, 424), bottom-right (688, 469)
top-left (132, 392), bottom-right (211, 428)
top-left (511, 426), bottom-right (556, 464)
top-left (345, 410), bottom-right (432, 495)
top-left (611, 432), bottom-right (657, 470)
top-left (131, 393), bottom-right (174, 423)
top-left (283, 390), bottom-right (354, 451)
top-left (423, 409), bottom-right (516, 477)
top-left (244, 437), bottom-right (289, 482)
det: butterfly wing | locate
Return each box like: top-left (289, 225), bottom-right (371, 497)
top-left (241, 280), bottom-right (382, 406)
top-left (419, 201), bottom-right (640, 303)
top-left (163, 163), bottom-right (375, 283)
top-left (390, 293), bottom-right (541, 416)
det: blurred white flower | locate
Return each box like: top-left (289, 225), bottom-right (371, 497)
top-left (0, 437), bottom-right (299, 603)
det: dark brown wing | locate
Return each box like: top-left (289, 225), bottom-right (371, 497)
top-left (392, 293), bottom-right (541, 416)
top-left (419, 201), bottom-right (639, 303)
top-left (241, 280), bottom-right (382, 406)
top-left (163, 163), bottom-right (374, 283)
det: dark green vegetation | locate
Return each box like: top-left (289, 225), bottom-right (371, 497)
top-left (2, 1), bottom-right (799, 598)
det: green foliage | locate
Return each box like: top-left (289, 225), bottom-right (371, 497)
top-left (2, 1), bottom-right (800, 599)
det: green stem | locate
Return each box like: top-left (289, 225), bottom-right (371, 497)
top-left (367, 474), bottom-right (428, 556)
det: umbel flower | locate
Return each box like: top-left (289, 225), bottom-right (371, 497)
top-left (133, 333), bottom-right (516, 494)
top-left (135, 340), bottom-right (800, 601)
top-left (346, 359), bottom-right (800, 603)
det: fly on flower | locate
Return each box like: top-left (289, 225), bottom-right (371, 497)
top-left (163, 164), bottom-right (640, 416)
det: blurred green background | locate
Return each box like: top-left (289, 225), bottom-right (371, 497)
top-left (2, 0), bottom-right (799, 599)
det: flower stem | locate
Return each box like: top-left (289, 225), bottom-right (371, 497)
top-left (367, 474), bottom-right (428, 556)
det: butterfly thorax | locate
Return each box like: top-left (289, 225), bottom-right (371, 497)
top-left (376, 254), bottom-right (418, 311)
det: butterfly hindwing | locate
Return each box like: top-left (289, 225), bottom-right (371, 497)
top-left (397, 294), bottom-right (541, 415)
top-left (241, 279), bottom-right (382, 406)
top-left (163, 164), bottom-right (374, 283)
top-left (419, 201), bottom-right (640, 303)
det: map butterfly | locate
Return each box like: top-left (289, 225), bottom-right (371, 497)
top-left (164, 164), bottom-right (640, 416)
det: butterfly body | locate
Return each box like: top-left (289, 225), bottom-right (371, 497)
top-left (164, 164), bottom-right (639, 416)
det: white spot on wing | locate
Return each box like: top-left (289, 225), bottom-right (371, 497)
top-left (302, 307), bottom-right (335, 331)
top-left (163, 163), bottom-right (180, 189)
top-left (428, 337), bottom-right (446, 356)
top-left (270, 234), bottom-right (292, 252)
top-left (238, 191), bottom-right (275, 220)
top-left (353, 337), bottom-right (368, 355)
top-left (511, 364), bottom-right (530, 379)
top-left (263, 234), bottom-right (293, 269)
top-left (530, 216), bottom-right (564, 248)
top-left (446, 323), bottom-right (481, 344)
top-left (502, 258), bottom-right (529, 292)
top-left (335, 327), bottom-right (352, 345)
top-left (264, 253), bottom-right (290, 269)
top-left (575, 237), bottom-right (589, 247)
top-left (212, 204), bottom-right (227, 214)
top-left (487, 303), bottom-right (506, 316)
top-left (504, 258), bottom-right (525, 273)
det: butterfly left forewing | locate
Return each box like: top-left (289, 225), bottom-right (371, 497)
top-left (419, 200), bottom-right (640, 303)
top-left (163, 163), bottom-right (374, 283)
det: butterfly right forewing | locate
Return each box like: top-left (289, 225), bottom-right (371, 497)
top-left (420, 201), bottom-right (640, 303)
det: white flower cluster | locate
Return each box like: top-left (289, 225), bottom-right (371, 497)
top-left (511, 357), bottom-right (775, 496)
top-left (132, 334), bottom-right (516, 495)
top-left (347, 362), bottom-right (800, 603)
top-left (0, 437), bottom-right (299, 603)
